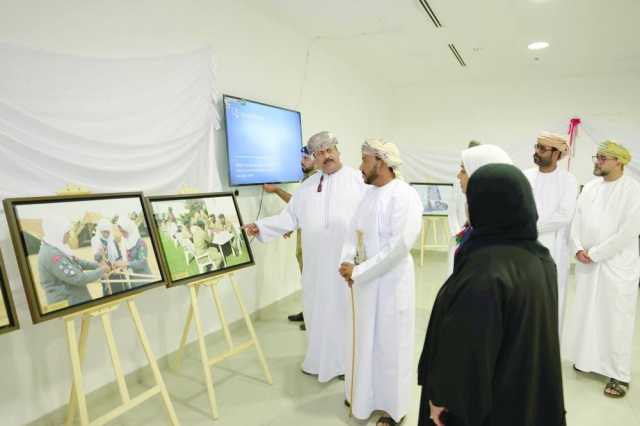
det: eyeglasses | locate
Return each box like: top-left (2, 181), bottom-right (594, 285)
top-left (592, 155), bottom-right (617, 163)
top-left (534, 143), bottom-right (556, 153)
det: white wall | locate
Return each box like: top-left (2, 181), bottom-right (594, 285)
top-left (392, 71), bottom-right (640, 185)
top-left (0, 1), bottom-right (391, 424)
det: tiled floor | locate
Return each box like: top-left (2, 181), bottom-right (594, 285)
top-left (29, 251), bottom-right (640, 425)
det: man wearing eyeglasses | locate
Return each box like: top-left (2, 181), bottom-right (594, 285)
top-left (263, 145), bottom-right (317, 331)
top-left (244, 131), bottom-right (368, 383)
top-left (524, 132), bottom-right (578, 331)
top-left (565, 141), bottom-right (640, 399)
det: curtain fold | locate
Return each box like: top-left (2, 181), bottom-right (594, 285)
top-left (0, 44), bottom-right (219, 201)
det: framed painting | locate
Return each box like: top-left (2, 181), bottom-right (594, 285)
top-left (3, 192), bottom-right (167, 323)
top-left (410, 183), bottom-right (454, 216)
top-left (147, 192), bottom-right (254, 286)
top-left (0, 249), bottom-right (20, 334)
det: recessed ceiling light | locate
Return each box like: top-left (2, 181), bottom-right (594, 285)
top-left (528, 41), bottom-right (550, 50)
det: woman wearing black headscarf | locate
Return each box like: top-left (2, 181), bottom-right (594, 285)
top-left (417, 164), bottom-right (566, 426)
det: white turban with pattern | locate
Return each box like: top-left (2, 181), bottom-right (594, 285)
top-left (307, 131), bottom-right (338, 153)
top-left (362, 138), bottom-right (403, 178)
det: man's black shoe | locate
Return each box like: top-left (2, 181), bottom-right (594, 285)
top-left (288, 312), bottom-right (304, 322)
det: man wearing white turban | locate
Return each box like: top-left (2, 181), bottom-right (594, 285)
top-left (524, 132), bottom-right (578, 331)
top-left (244, 131), bottom-right (368, 383)
top-left (38, 217), bottom-right (110, 306)
top-left (339, 139), bottom-right (422, 426)
top-left (565, 141), bottom-right (640, 399)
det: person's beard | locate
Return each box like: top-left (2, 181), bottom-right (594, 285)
top-left (534, 153), bottom-right (550, 167)
top-left (593, 165), bottom-right (608, 177)
top-left (363, 167), bottom-right (378, 185)
top-left (302, 165), bottom-right (314, 174)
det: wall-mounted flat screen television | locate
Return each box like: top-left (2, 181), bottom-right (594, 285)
top-left (223, 95), bottom-right (303, 186)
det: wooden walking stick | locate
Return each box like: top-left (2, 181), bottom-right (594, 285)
top-left (348, 229), bottom-right (366, 418)
top-left (349, 284), bottom-right (356, 418)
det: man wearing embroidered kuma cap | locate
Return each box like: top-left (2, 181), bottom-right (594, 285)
top-left (339, 139), bottom-right (422, 426)
top-left (263, 143), bottom-right (317, 330)
top-left (566, 141), bottom-right (640, 399)
top-left (524, 132), bottom-right (578, 331)
top-left (244, 131), bottom-right (368, 382)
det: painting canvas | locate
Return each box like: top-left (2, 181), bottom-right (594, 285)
top-left (148, 192), bottom-right (254, 286)
top-left (411, 183), bottom-right (454, 216)
top-left (3, 193), bottom-right (166, 323)
top-left (0, 250), bottom-right (20, 334)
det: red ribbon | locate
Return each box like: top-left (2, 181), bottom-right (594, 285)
top-left (567, 117), bottom-right (581, 170)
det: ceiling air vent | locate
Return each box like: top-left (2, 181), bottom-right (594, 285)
top-left (418, 0), bottom-right (442, 28)
top-left (448, 43), bottom-right (466, 67)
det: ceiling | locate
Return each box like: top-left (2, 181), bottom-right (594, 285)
top-left (246, 0), bottom-right (640, 88)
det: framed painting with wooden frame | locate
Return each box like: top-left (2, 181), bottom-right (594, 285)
top-left (0, 249), bottom-right (20, 334)
top-left (410, 182), bottom-right (454, 216)
top-left (3, 192), bottom-right (167, 323)
top-left (146, 192), bottom-right (254, 286)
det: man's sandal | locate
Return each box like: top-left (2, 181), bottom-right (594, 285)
top-left (376, 415), bottom-right (405, 426)
top-left (604, 378), bottom-right (629, 398)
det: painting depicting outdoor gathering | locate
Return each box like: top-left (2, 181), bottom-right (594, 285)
top-left (150, 194), bottom-right (253, 284)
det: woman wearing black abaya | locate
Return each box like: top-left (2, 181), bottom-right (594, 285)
top-left (417, 164), bottom-right (566, 426)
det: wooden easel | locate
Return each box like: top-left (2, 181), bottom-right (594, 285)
top-left (57, 184), bottom-right (179, 426)
top-left (64, 297), bottom-right (179, 426)
top-left (174, 272), bottom-right (272, 419)
top-left (419, 216), bottom-right (450, 266)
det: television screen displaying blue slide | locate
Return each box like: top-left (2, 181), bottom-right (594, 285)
top-left (224, 95), bottom-right (303, 186)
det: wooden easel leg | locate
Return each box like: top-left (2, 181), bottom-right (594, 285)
top-left (127, 300), bottom-right (180, 426)
top-left (209, 281), bottom-right (234, 351)
top-left (64, 317), bottom-right (90, 426)
top-left (100, 313), bottom-right (130, 404)
top-left (175, 286), bottom-right (198, 370)
top-left (229, 275), bottom-right (273, 384)
top-left (188, 285), bottom-right (219, 419)
top-left (65, 316), bottom-right (91, 426)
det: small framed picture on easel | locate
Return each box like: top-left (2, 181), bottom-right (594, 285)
top-left (147, 192), bottom-right (255, 286)
top-left (410, 182), bottom-right (454, 216)
top-left (0, 249), bottom-right (20, 334)
top-left (3, 192), bottom-right (167, 323)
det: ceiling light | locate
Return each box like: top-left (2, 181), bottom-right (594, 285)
top-left (528, 41), bottom-right (549, 50)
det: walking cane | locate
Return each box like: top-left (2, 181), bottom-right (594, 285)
top-left (347, 230), bottom-right (366, 419)
top-left (349, 283), bottom-right (356, 418)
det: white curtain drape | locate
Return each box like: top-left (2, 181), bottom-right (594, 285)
top-left (400, 118), bottom-right (639, 184)
top-left (0, 44), bottom-right (220, 201)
